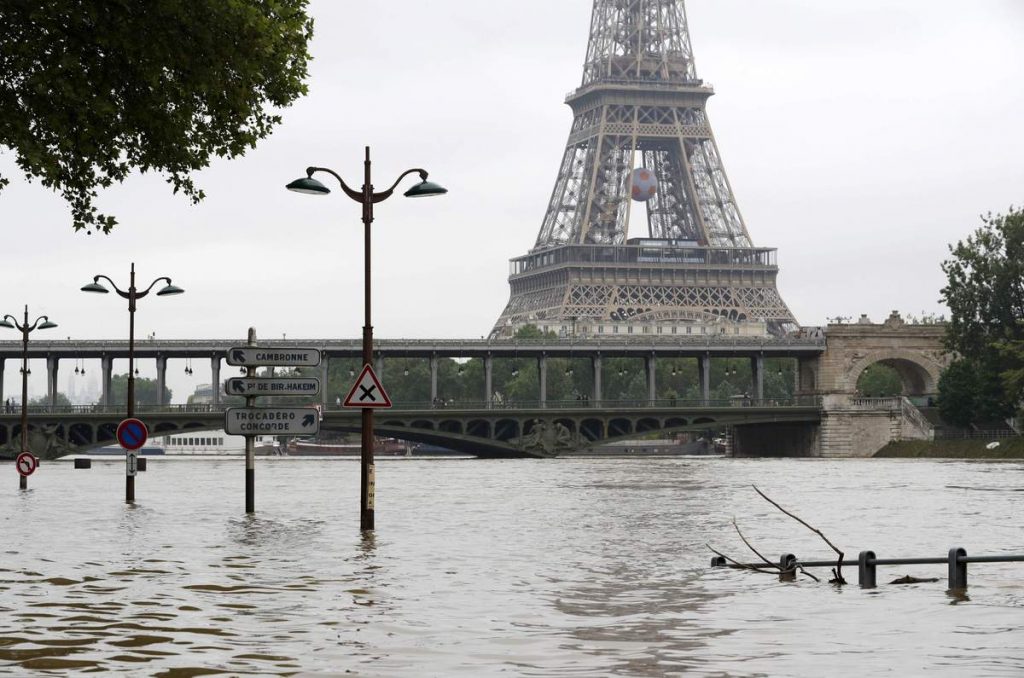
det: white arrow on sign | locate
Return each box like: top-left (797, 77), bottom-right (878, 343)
top-left (225, 377), bottom-right (320, 397)
top-left (224, 407), bottom-right (322, 436)
top-left (225, 347), bottom-right (321, 367)
top-left (343, 365), bottom-right (392, 408)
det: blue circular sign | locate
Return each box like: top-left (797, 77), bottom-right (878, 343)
top-left (116, 418), bottom-right (148, 451)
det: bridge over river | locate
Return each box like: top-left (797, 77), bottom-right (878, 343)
top-left (0, 318), bottom-right (949, 458)
top-left (0, 398), bottom-right (822, 459)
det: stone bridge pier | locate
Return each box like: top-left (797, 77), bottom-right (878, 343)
top-left (734, 312), bottom-right (951, 458)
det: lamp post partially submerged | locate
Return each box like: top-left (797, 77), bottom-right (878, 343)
top-left (287, 146), bottom-right (446, 531)
top-left (82, 263), bottom-right (183, 503)
top-left (0, 306), bottom-right (57, 490)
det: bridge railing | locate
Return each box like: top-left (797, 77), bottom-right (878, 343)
top-left (0, 397), bottom-right (822, 416)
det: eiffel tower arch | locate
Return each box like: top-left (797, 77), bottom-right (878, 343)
top-left (492, 0), bottom-right (797, 339)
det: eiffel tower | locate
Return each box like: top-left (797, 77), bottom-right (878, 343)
top-left (491, 0), bottom-right (797, 339)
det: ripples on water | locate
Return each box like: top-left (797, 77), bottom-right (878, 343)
top-left (1, 457), bottom-right (1022, 676)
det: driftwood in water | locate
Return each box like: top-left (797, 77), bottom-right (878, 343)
top-left (890, 575), bottom-right (940, 585)
top-left (707, 486), bottom-right (846, 585)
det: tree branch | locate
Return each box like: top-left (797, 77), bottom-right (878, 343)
top-left (752, 485), bottom-right (846, 584)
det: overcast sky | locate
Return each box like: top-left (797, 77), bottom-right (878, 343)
top-left (2, 0), bottom-right (1023, 400)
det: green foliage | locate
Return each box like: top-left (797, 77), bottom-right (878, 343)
top-left (937, 359), bottom-right (978, 428)
top-left (0, 1), bottom-right (313, 233)
top-left (856, 363), bottom-right (902, 398)
top-left (940, 207), bottom-right (1024, 419)
top-left (941, 208), bottom-right (1024, 355)
top-left (29, 392), bottom-right (72, 408)
top-left (103, 374), bottom-right (172, 408)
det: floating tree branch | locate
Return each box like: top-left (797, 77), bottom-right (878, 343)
top-left (752, 485), bottom-right (846, 585)
top-left (731, 517), bottom-right (820, 583)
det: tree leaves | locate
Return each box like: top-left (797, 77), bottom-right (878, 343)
top-left (939, 207), bottom-right (1024, 421)
top-left (0, 0), bottom-right (313, 232)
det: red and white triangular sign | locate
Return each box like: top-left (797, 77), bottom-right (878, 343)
top-left (343, 364), bottom-right (392, 408)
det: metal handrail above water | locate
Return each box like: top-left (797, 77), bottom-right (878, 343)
top-left (711, 547), bottom-right (1024, 590)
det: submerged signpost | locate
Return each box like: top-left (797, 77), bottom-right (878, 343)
top-left (225, 329), bottom-right (320, 513)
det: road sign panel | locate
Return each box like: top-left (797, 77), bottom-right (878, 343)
top-left (343, 365), bottom-right (392, 408)
top-left (226, 347), bottom-right (321, 367)
top-left (224, 407), bottom-right (321, 436)
top-left (225, 377), bottom-right (320, 397)
top-left (16, 452), bottom-right (38, 477)
top-left (126, 452), bottom-right (138, 477)
top-left (116, 418), bottom-right (149, 451)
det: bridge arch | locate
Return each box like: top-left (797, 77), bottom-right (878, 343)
top-left (847, 350), bottom-right (942, 397)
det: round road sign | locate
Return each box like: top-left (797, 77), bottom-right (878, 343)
top-left (16, 452), bottom-right (38, 477)
top-left (116, 418), bottom-right (149, 451)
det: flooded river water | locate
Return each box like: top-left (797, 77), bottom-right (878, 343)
top-left (1, 456), bottom-right (1022, 676)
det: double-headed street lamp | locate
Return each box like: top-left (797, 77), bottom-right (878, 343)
top-left (287, 146), bottom-right (446, 531)
top-left (0, 306), bottom-right (58, 490)
top-left (82, 263), bottom-right (184, 503)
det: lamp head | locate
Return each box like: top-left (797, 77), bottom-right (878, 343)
top-left (38, 319), bottom-right (58, 330)
top-left (286, 176), bottom-right (331, 195)
top-left (81, 282), bottom-right (109, 294)
top-left (0, 319), bottom-right (14, 329)
top-left (156, 283), bottom-right (184, 296)
top-left (404, 179), bottom-right (447, 198)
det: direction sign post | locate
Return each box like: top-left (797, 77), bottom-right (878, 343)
top-left (225, 377), bottom-right (320, 398)
top-left (227, 330), bottom-right (323, 514)
top-left (224, 407), bottom-right (322, 436)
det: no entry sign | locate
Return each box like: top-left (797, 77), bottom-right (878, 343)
top-left (16, 452), bottom-right (38, 477)
top-left (116, 418), bottom-right (149, 450)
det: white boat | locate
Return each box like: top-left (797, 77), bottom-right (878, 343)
top-left (157, 433), bottom-right (282, 456)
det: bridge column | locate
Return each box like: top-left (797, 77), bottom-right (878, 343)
top-left (645, 354), bottom-right (656, 403)
top-left (321, 355), bottom-right (330, 407)
top-left (211, 356), bottom-right (221, 406)
top-left (429, 355), bottom-right (438, 404)
top-left (538, 354), bottom-right (547, 408)
top-left (374, 354), bottom-right (384, 380)
top-left (0, 358), bottom-right (4, 404)
top-left (484, 354), bottom-right (493, 409)
top-left (698, 354), bottom-right (710, 404)
top-left (752, 355), bottom-right (764, 401)
top-left (155, 354), bottom-right (167, 406)
top-left (101, 356), bottom-right (112, 407)
top-left (592, 354), bottom-right (602, 406)
top-left (47, 355), bottom-right (58, 408)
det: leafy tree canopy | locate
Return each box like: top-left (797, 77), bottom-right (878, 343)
top-left (0, 1), bottom-right (313, 233)
top-left (940, 207), bottom-right (1024, 419)
top-left (103, 373), bottom-right (171, 407)
top-left (941, 208), bottom-right (1024, 356)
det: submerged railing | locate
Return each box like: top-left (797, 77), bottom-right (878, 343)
top-left (712, 547), bottom-right (1024, 590)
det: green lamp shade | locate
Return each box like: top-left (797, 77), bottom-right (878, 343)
top-left (404, 180), bottom-right (448, 198)
top-left (157, 284), bottom-right (185, 296)
top-left (38, 320), bottom-right (57, 330)
top-left (0, 319), bottom-right (14, 329)
top-left (81, 282), bottom-right (109, 293)
top-left (286, 177), bottom-right (330, 195)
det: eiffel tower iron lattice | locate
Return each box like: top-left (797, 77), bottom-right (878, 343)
top-left (492, 0), bottom-right (797, 339)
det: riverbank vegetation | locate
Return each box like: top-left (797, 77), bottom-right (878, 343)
top-left (875, 439), bottom-right (1024, 459)
top-left (938, 207), bottom-right (1024, 427)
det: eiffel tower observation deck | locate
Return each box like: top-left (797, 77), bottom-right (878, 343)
top-left (492, 0), bottom-right (797, 339)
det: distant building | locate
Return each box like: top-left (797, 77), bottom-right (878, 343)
top-left (190, 383), bottom-right (213, 404)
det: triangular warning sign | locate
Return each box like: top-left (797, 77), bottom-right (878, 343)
top-left (343, 364), bottom-right (392, 408)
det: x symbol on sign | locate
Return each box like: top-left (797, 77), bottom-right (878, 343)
top-left (359, 385), bottom-right (377, 401)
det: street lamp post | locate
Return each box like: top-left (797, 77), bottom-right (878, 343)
top-left (0, 306), bottom-right (58, 490)
top-left (81, 263), bottom-right (184, 503)
top-left (287, 146), bottom-right (446, 531)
